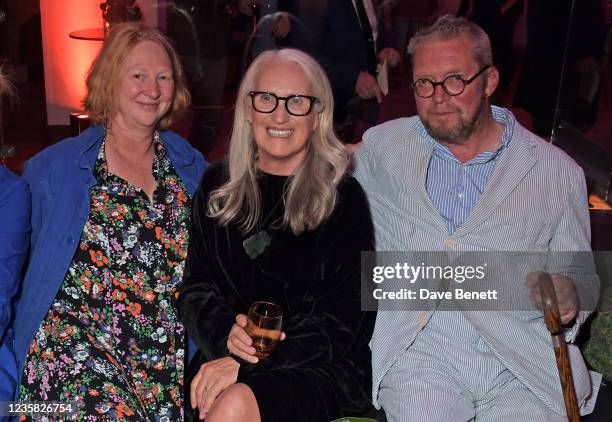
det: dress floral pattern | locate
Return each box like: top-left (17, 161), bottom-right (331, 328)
top-left (20, 134), bottom-right (191, 421)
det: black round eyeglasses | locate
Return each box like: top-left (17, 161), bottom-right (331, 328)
top-left (249, 91), bottom-right (320, 116)
top-left (411, 65), bottom-right (491, 98)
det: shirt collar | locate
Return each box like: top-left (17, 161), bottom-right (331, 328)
top-left (417, 105), bottom-right (515, 165)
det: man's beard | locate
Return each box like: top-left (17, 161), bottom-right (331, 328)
top-left (421, 95), bottom-right (488, 144)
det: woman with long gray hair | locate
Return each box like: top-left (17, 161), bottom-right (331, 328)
top-left (178, 48), bottom-right (375, 421)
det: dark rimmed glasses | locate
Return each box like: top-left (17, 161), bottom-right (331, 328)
top-left (249, 91), bottom-right (319, 116)
top-left (411, 65), bottom-right (491, 98)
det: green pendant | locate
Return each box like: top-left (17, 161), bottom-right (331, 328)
top-left (243, 230), bottom-right (272, 259)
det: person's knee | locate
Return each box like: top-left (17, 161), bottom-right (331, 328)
top-left (208, 383), bottom-right (260, 421)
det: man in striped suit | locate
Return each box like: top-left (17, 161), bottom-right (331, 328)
top-left (354, 15), bottom-right (601, 421)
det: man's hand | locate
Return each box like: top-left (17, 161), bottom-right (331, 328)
top-left (190, 357), bottom-right (240, 420)
top-left (378, 47), bottom-right (401, 67)
top-left (355, 72), bottom-right (382, 103)
top-left (272, 12), bottom-right (291, 38)
top-left (526, 272), bottom-right (579, 325)
top-left (227, 314), bottom-right (286, 363)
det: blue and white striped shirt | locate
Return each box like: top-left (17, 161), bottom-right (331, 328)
top-left (423, 108), bottom-right (515, 234)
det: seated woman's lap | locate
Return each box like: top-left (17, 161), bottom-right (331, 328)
top-left (19, 301), bottom-right (179, 420)
top-left (242, 367), bottom-right (349, 422)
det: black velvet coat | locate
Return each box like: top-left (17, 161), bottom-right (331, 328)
top-left (178, 162), bottom-right (375, 421)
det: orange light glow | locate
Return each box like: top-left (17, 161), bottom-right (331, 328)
top-left (40, 1), bottom-right (103, 125)
top-left (40, 0), bottom-right (159, 125)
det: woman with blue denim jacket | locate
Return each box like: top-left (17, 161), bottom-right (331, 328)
top-left (0, 68), bottom-right (31, 406)
top-left (12, 23), bottom-right (206, 420)
top-left (0, 166), bottom-right (30, 403)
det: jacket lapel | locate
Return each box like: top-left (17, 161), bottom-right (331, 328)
top-left (454, 131), bottom-right (538, 237)
top-left (345, 0), bottom-right (363, 31)
top-left (76, 125), bottom-right (105, 171)
top-left (398, 134), bottom-right (449, 233)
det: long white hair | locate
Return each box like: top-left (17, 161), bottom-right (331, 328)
top-left (208, 49), bottom-right (348, 234)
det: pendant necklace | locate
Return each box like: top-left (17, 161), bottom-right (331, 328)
top-left (242, 186), bottom-right (285, 260)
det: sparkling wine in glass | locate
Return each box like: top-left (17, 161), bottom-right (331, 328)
top-left (246, 301), bottom-right (283, 359)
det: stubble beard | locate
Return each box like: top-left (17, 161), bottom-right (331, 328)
top-left (421, 94), bottom-right (489, 144)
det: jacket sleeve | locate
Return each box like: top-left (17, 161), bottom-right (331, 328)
top-left (177, 169), bottom-right (239, 361)
top-left (312, 0), bottom-right (363, 102)
top-left (21, 157), bottom-right (45, 251)
top-left (547, 163), bottom-right (599, 343)
top-left (0, 170), bottom-right (31, 400)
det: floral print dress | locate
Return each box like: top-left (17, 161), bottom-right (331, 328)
top-left (20, 135), bottom-right (191, 421)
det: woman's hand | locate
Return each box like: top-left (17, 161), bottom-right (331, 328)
top-left (190, 357), bottom-right (240, 420)
top-left (227, 314), bottom-right (286, 363)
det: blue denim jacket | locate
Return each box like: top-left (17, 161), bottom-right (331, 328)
top-left (0, 167), bottom-right (30, 402)
top-left (12, 125), bottom-right (206, 395)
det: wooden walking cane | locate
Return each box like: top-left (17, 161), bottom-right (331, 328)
top-left (539, 273), bottom-right (581, 421)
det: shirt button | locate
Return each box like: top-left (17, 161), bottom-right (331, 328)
top-left (445, 237), bottom-right (457, 247)
top-left (416, 314), bottom-right (428, 327)
top-left (458, 192), bottom-right (464, 199)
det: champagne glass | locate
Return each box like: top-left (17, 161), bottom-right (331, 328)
top-left (246, 301), bottom-right (283, 359)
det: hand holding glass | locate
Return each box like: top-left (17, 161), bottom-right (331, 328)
top-left (245, 301), bottom-right (283, 359)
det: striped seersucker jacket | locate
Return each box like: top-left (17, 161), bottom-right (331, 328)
top-left (354, 107), bottom-right (601, 417)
